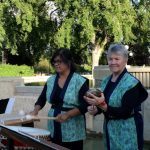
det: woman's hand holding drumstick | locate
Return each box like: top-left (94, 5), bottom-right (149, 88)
top-left (28, 105), bottom-right (56, 120)
top-left (55, 113), bottom-right (70, 123)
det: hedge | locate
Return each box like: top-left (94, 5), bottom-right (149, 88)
top-left (0, 64), bottom-right (34, 76)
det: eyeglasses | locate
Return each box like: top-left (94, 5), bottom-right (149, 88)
top-left (52, 59), bottom-right (63, 65)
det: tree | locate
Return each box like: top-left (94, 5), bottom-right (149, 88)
top-left (0, 2), bottom-right (6, 63)
top-left (0, 3), bottom-right (5, 48)
top-left (0, 0), bottom-right (149, 68)
top-left (53, 0), bottom-right (136, 68)
top-left (0, 0), bottom-right (56, 65)
top-left (128, 0), bottom-right (150, 66)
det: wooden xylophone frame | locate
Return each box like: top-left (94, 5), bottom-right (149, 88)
top-left (0, 125), bottom-right (70, 150)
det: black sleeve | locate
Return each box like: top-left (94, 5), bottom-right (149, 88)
top-left (105, 82), bottom-right (147, 119)
top-left (35, 83), bottom-right (47, 109)
top-left (77, 79), bottom-right (89, 114)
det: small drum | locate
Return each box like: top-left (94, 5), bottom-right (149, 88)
top-left (1, 126), bottom-right (50, 150)
top-left (85, 88), bottom-right (102, 97)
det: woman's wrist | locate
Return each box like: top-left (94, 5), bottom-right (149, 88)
top-left (66, 112), bottom-right (71, 119)
top-left (97, 100), bottom-right (106, 106)
top-left (96, 100), bottom-right (107, 112)
top-left (65, 108), bottom-right (81, 119)
top-left (96, 99), bottom-right (106, 107)
top-left (32, 105), bottom-right (41, 115)
top-left (101, 105), bottom-right (108, 112)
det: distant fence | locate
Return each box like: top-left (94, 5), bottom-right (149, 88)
top-left (131, 72), bottom-right (150, 89)
top-left (129, 71), bottom-right (150, 89)
top-left (22, 76), bottom-right (49, 83)
top-left (94, 66), bottom-right (150, 89)
top-left (126, 67), bottom-right (150, 89)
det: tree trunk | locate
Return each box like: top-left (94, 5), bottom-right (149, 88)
top-left (1, 50), bottom-right (7, 64)
top-left (91, 35), bottom-right (107, 69)
top-left (92, 45), bottom-right (104, 87)
top-left (92, 44), bottom-right (103, 69)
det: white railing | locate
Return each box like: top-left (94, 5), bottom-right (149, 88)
top-left (22, 76), bottom-right (50, 83)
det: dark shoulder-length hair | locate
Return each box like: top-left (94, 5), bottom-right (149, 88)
top-left (51, 48), bottom-right (76, 72)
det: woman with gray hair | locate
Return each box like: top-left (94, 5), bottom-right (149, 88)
top-left (84, 43), bottom-right (148, 150)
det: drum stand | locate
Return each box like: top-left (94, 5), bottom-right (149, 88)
top-left (0, 121), bottom-right (35, 150)
top-left (0, 124), bottom-right (70, 150)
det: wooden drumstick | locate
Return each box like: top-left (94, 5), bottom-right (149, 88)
top-left (35, 116), bottom-right (56, 120)
top-left (25, 115), bottom-right (56, 120)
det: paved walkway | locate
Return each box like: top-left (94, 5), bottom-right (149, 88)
top-left (84, 135), bottom-right (150, 150)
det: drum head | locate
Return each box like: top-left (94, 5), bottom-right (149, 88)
top-left (6, 126), bottom-right (50, 137)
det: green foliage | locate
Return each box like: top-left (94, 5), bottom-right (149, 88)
top-left (34, 57), bottom-right (55, 74)
top-left (2, 0), bottom-right (37, 51)
top-left (132, 0), bottom-right (150, 43)
top-left (0, 0), bottom-right (52, 63)
top-left (76, 64), bottom-right (92, 73)
top-left (128, 0), bottom-right (150, 66)
top-left (55, 0), bottom-right (136, 45)
top-left (25, 82), bottom-right (46, 86)
top-left (52, 0), bottom-right (137, 66)
top-left (0, 0), bottom-right (149, 67)
top-left (0, 4), bottom-right (6, 48)
top-left (0, 64), bottom-right (34, 76)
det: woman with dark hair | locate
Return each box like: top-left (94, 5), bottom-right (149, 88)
top-left (30, 48), bottom-right (89, 150)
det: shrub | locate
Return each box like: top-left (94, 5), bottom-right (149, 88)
top-left (76, 64), bottom-right (92, 73)
top-left (25, 82), bottom-right (46, 86)
top-left (0, 64), bottom-right (34, 76)
top-left (34, 58), bottom-right (55, 75)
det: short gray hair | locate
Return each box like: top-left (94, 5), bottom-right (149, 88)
top-left (107, 43), bottom-right (128, 59)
